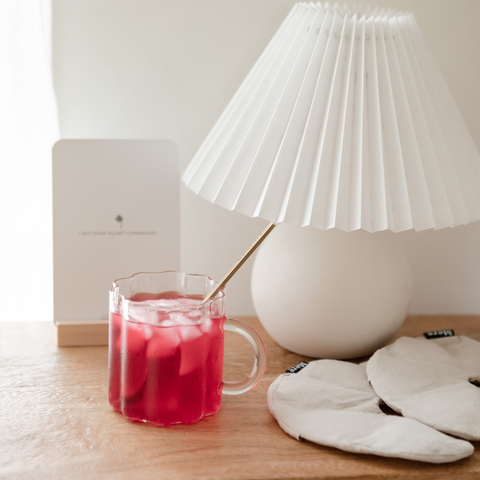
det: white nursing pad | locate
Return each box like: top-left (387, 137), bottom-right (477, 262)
top-left (268, 360), bottom-right (473, 463)
top-left (367, 335), bottom-right (480, 441)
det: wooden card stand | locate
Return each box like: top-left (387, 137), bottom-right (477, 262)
top-left (56, 320), bottom-right (109, 347)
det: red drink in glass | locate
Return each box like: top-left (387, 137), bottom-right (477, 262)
top-left (109, 292), bottom-right (225, 425)
top-left (108, 272), bottom-right (266, 426)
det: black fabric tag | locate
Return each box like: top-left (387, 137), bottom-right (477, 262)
top-left (286, 361), bottom-right (309, 374)
top-left (423, 329), bottom-right (455, 339)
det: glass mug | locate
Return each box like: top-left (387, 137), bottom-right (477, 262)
top-left (108, 271), bottom-right (267, 426)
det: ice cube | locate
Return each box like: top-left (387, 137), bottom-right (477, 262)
top-left (179, 326), bottom-right (208, 376)
top-left (179, 324), bottom-right (203, 343)
top-left (155, 311), bottom-right (171, 325)
top-left (149, 299), bottom-right (180, 308)
top-left (128, 304), bottom-right (156, 324)
top-left (127, 304), bottom-right (143, 322)
top-left (142, 324), bottom-right (153, 340)
top-left (145, 326), bottom-right (182, 424)
top-left (123, 320), bottom-right (149, 399)
top-left (200, 318), bottom-right (213, 333)
top-left (158, 319), bottom-right (176, 327)
top-left (147, 325), bottom-right (181, 358)
top-left (185, 309), bottom-right (203, 323)
top-left (169, 311), bottom-right (196, 326)
top-left (177, 297), bottom-right (202, 306)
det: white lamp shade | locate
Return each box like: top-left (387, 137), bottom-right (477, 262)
top-left (182, 2), bottom-right (480, 233)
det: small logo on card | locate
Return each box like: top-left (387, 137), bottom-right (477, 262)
top-left (78, 214), bottom-right (158, 237)
top-left (115, 215), bottom-right (123, 228)
top-left (286, 361), bottom-right (309, 374)
top-left (423, 329), bottom-right (455, 339)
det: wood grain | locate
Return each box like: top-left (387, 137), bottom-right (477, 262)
top-left (0, 316), bottom-right (479, 479)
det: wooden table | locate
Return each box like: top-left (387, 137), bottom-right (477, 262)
top-left (1, 316), bottom-right (479, 479)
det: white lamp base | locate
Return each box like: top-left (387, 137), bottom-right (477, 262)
top-left (251, 224), bottom-right (412, 359)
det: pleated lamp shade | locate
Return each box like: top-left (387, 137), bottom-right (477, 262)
top-left (183, 2), bottom-right (480, 233)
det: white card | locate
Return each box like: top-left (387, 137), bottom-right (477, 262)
top-left (53, 139), bottom-right (180, 324)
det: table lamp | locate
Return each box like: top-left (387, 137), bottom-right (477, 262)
top-left (182, 3), bottom-right (480, 359)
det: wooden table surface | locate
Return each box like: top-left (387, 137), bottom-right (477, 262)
top-left (1, 316), bottom-right (479, 480)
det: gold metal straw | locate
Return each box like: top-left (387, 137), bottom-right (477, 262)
top-left (200, 222), bottom-right (276, 305)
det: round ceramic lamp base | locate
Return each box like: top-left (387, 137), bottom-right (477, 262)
top-left (251, 224), bottom-right (412, 359)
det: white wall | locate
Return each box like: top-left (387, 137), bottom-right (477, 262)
top-left (52, 0), bottom-right (480, 316)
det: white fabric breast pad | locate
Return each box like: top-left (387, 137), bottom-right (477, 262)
top-left (367, 335), bottom-right (480, 441)
top-left (268, 360), bottom-right (473, 463)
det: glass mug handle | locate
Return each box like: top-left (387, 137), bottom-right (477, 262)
top-left (222, 318), bottom-right (267, 395)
